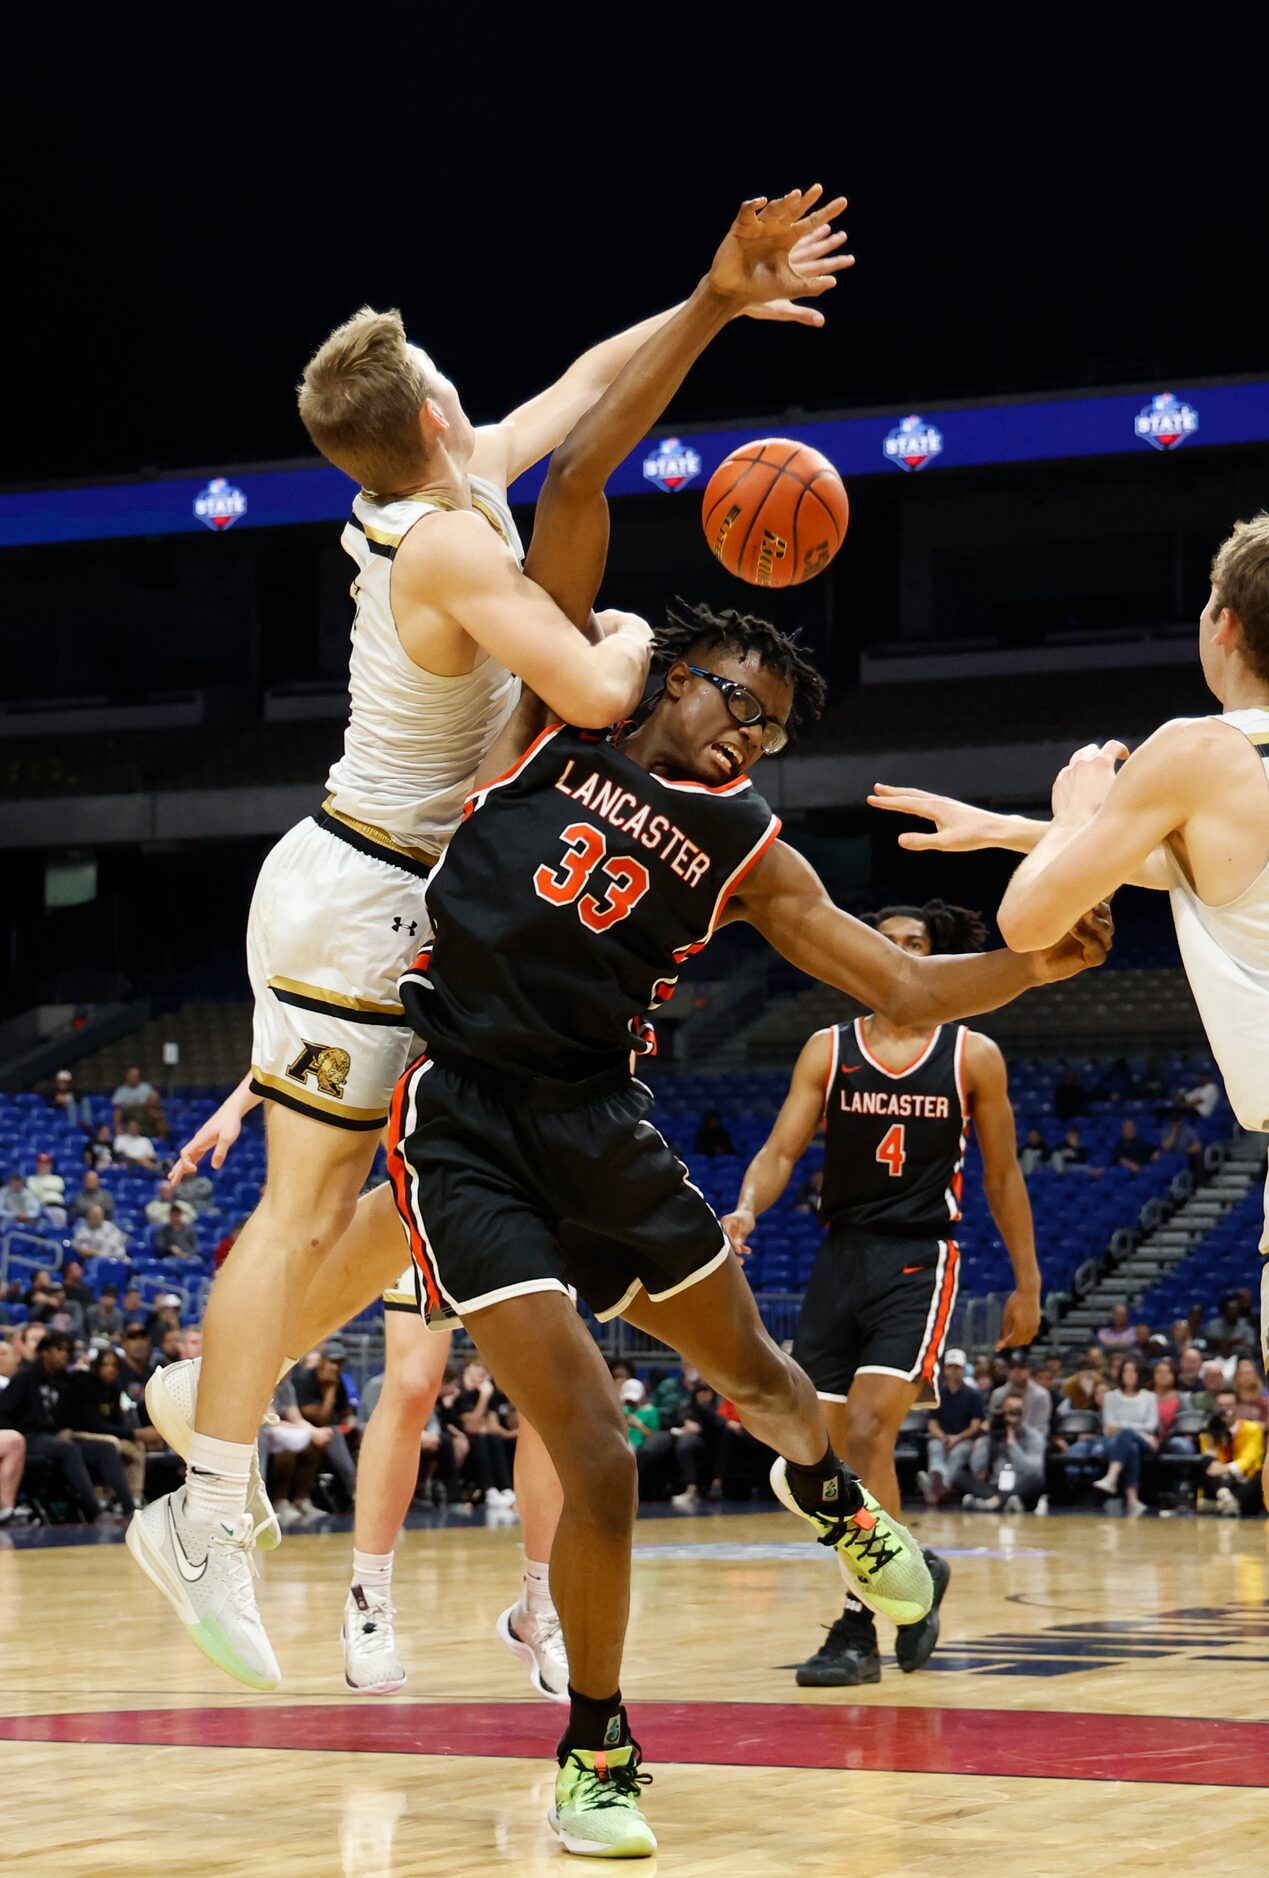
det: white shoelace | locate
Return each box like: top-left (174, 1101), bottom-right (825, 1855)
top-left (353, 1600), bottom-right (398, 1655)
top-left (206, 1521), bottom-right (264, 1620)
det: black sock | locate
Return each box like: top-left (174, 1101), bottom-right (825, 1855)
top-left (785, 1444), bottom-right (863, 1516)
top-left (838, 1593), bottom-right (877, 1637)
top-left (559, 1686), bottom-right (628, 1761)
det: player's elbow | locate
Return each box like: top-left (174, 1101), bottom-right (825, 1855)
top-left (536, 668), bottom-right (627, 731)
top-left (996, 899), bottom-right (1052, 953)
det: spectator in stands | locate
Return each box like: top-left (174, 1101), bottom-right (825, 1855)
top-left (61, 1258), bottom-right (92, 1311)
top-left (293, 1343), bottom-right (359, 1510)
top-left (0, 1357), bottom-right (26, 1525)
top-left (1018, 1127), bottom-right (1050, 1177)
top-left (154, 1204), bottom-right (199, 1261)
top-left (917, 1349), bottom-right (983, 1505)
top-left (971, 1355), bottom-right (995, 1396)
top-left (1114, 1119), bottom-right (1156, 1172)
top-left (669, 1379), bottom-right (724, 1510)
top-left (1051, 1127), bottom-right (1097, 1174)
top-left (0, 1172), bottom-right (41, 1225)
top-left (145, 1294), bottom-right (183, 1345)
top-left (121, 1284), bottom-right (144, 1321)
top-left (1136, 1061), bottom-right (1168, 1101)
top-left (65, 1348), bottom-right (140, 1514)
top-left (1204, 1295), bottom-right (1258, 1360)
top-left (1060, 1353), bottom-right (1103, 1412)
top-left (620, 1377), bottom-right (660, 1453)
top-left (1150, 1357), bottom-right (1184, 1444)
top-left (156, 1327), bottom-right (183, 1365)
top-left (693, 1110), bottom-right (736, 1159)
top-left (1098, 1303), bottom-right (1136, 1350)
top-left (1190, 1359), bottom-right (1228, 1414)
top-left (1232, 1357), bottom-right (1269, 1425)
top-left (264, 1372), bottom-right (336, 1527)
top-left (1170, 1318), bottom-right (1195, 1363)
top-left (1179, 1071), bottom-right (1220, 1120)
top-left (963, 1392), bottom-right (1046, 1511)
top-left (114, 1116), bottom-right (159, 1173)
top-left (145, 1180), bottom-right (195, 1231)
top-left (1055, 1377), bottom-right (1110, 1492)
top-left (989, 1353), bottom-right (1052, 1437)
top-left (85, 1286), bottom-right (123, 1341)
top-left (179, 1326), bottom-right (203, 1362)
top-left (112, 1066), bottom-right (165, 1138)
top-left (49, 1069), bottom-right (87, 1130)
top-left (26, 1153), bottom-right (66, 1226)
top-left (1100, 1059), bottom-right (1135, 1104)
top-left (1159, 1110), bottom-right (1204, 1173)
top-left (71, 1168), bottom-right (114, 1221)
top-left (84, 1125), bottom-right (115, 1170)
top-left (118, 1322), bottom-right (158, 1399)
top-left (0, 1330), bottom-right (100, 1522)
top-left (1054, 1070), bottom-right (1092, 1122)
top-left (1093, 1355), bottom-right (1158, 1516)
top-left (794, 1168), bottom-right (823, 1214)
top-left (74, 1202), bottom-right (128, 1261)
top-left (647, 1365), bottom-right (691, 1426)
top-left (1199, 1388), bottom-right (1266, 1515)
top-left (1176, 1345), bottom-right (1205, 1397)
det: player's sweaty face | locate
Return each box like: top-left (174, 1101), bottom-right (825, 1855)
top-left (877, 916), bottom-right (932, 956)
top-left (677, 651), bottom-right (794, 786)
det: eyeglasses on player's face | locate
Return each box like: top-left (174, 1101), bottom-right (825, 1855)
top-left (684, 665), bottom-right (789, 755)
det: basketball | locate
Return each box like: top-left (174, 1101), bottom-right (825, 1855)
top-left (701, 438), bottom-right (849, 588)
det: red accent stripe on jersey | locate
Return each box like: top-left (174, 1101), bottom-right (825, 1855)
top-left (672, 814), bottom-right (783, 962)
top-left (854, 1018), bottom-right (941, 1080)
top-left (921, 1241), bottom-right (960, 1381)
top-left (386, 1058), bottom-right (442, 1316)
top-left (464, 722), bottom-right (566, 812)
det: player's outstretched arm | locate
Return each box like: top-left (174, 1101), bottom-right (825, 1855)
top-left (524, 186), bottom-right (851, 628)
top-left (722, 1031), bottom-right (832, 1257)
top-left (868, 782), bottom-right (1171, 890)
top-left (996, 726), bottom-right (1209, 951)
top-left (964, 1033), bottom-right (1042, 1350)
top-left (727, 839), bottom-right (1113, 1028)
top-left (471, 188), bottom-right (852, 489)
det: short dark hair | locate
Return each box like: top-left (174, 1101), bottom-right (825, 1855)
top-left (870, 899), bottom-right (989, 953)
top-left (654, 599), bottom-right (827, 741)
top-left (40, 1330), bottom-right (73, 1357)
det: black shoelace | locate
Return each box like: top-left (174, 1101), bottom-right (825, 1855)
top-left (813, 1511), bottom-right (902, 1575)
top-left (565, 1750), bottom-right (653, 1808)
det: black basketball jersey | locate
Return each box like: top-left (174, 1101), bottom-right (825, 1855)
top-left (819, 1018), bottom-right (970, 1237)
top-left (401, 724), bottom-right (781, 1083)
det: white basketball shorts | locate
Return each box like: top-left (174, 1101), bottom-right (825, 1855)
top-left (247, 808), bottom-right (433, 1134)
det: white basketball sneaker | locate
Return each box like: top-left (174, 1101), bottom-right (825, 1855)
top-left (342, 1585), bottom-right (407, 1694)
top-left (145, 1357), bottom-right (281, 1550)
top-left (126, 1488), bottom-right (281, 1690)
top-left (496, 1600), bottom-right (569, 1704)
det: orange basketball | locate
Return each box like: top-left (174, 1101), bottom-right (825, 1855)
top-left (701, 438), bottom-right (849, 589)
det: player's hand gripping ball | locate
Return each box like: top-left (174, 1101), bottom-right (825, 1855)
top-left (702, 438), bottom-right (848, 588)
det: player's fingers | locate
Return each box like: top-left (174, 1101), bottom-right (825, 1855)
top-left (1102, 739), bottom-right (1130, 763)
top-left (799, 193), bottom-right (848, 232)
top-left (897, 831), bottom-right (944, 850)
top-left (211, 1139), bottom-right (230, 1168)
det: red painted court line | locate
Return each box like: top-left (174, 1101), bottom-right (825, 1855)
top-left (2, 1701), bottom-right (1267, 1787)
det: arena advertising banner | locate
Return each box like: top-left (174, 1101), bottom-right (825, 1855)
top-left (3, 380), bottom-right (1267, 548)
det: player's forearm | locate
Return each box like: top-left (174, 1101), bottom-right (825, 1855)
top-left (566, 629), bottom-right (651, 728)
top-left (548, 283), bottom-right (732, 494)
top-left (997, 816), bottom-right (1090, 951)
top-left (735, 1145), bottom-right (799, 1221)
top-left (562, 302), bottom-right (687, 402)
top-left (984, 1168), bottom-right (1041, 1295)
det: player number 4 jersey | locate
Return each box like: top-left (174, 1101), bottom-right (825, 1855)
top-left (399, 724), bottom-right (781, 1083)
top-left (820, 1018), bottom-right (971, 1236)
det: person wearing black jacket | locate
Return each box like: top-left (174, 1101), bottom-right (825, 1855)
top-left (0, 1332), bottom-right (99, 1521)
top-left (671, 1381), bottom-right (725, 1509)
top-left (66, 1348), bottom-right (140, 1513)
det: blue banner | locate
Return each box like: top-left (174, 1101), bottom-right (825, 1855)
top-left (4, 381), bottom-right (1267, 549)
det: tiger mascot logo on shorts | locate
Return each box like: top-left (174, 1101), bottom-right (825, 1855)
top-left (286, 1042), bottom-right (353, 1100)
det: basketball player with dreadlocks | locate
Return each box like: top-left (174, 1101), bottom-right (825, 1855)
top-left (371, 293), bottom-right (1112, 1852)
top-left (724, 899), bottom-right (1040, 1688)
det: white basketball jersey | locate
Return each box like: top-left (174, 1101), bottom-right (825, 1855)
top-left (325, 475), bottom-right (524, 851)
top-left (1166, 707), bottom-right (1269, 1131)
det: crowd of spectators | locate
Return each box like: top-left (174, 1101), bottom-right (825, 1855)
top-left (1021, 1067), bottom-right (1221, 1180)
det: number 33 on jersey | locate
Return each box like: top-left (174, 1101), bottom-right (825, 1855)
top-left (404, 725), bottom-right (781, 1082)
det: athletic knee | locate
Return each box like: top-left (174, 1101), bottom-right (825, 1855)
top-left (844, 1403), bottom-right (903, 1473)
top-left (559, 1418), bottom-right (637, 1528)
top-left (722, 1344), bottom-right (802, 1421)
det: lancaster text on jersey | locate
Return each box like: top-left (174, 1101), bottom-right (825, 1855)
top-left (554, 760), bottom-right (712, 887)
top-left (838, 1090), bottom-right (952, 1118)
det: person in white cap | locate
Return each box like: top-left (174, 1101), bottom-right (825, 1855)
top-left (918, 1349), bottom-right (985, 1505)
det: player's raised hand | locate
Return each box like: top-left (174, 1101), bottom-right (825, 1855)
top-left (1029, 900), bottom-right (1115, 982)
top-left (708, 186), bottom-right (851, 327)
top-left (868, 783), bottom-right (1001, 852)
top-left (721, 1208), bottom-right (756, 1261)
top-left (1051, 741), bottom-right (1130, 823)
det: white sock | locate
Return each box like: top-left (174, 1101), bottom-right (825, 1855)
top-left (523, 1556), bottom-right (554, 1616)
top-left (185, 1433), bottom-right (253, 1526)
top-left (352, 1548), bottom-right (394, 1600)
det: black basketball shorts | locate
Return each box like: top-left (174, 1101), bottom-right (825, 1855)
top-left (792, 1229), bottom-right (961, 1404)
top-left (387, 1054), bottom-right (730, 1330)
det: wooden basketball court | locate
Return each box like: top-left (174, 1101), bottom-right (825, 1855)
top-left (4, 1505), bottom-right (1269, 1874)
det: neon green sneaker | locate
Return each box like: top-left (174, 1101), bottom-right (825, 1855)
top-left (550, 1744), bottom-right (657, 1858)
top-left (771, 1456), bottom-right (933, 1627)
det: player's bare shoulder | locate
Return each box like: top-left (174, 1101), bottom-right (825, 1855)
top-left (391, 506), bottom-right (520, 673)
